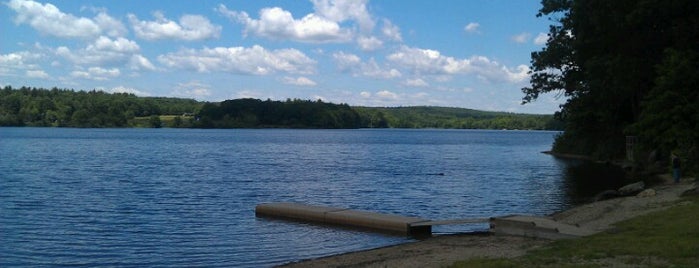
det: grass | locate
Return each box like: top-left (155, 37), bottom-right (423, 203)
top-left (452, 195), bottom-right (699, 268)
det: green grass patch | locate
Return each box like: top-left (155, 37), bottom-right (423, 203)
top-left (452, 195), bottom-right (699, 268)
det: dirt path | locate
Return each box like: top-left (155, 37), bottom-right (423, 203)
top-left (280, 177), bottom-right (697, 268)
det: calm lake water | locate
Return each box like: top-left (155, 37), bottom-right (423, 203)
top-left (0, 128), bottom-right (624, 267)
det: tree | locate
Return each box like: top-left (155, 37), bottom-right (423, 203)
top-left (523, 0), bottom-right (699, 163)
top-left (149, 115), bottom-right (162, 128)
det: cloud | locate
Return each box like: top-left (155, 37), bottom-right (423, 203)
top-left (71, 67), bottom-right (120, 80)
top-left (534, 32), bottom-right (548, 45)
top-left (26, 69), bottom-right (49, 79)
top-left (128, 11), bottom-right (221, 41)
top-left (511, 32), bottom-right (531, 43)
top-left (381, 19), bottom-right (402, 42)
top-left (218, 5), bottom-right (352, 43)
top-left (376, 90), bottom-right (398, 100)
top-left (464, 22), bottom-right (480, 33)
top-left (55, 36), bottom-right (153, 70)
top-left (129, 55), bottom-right (156, 71)
top-left (387, 46), bottom-right (529, 83)
top-left (332, 51), bottom-right (362, 70)
top-left (332, 52), bottom-right (401, 79)
top-left (158, 45), bottom-right (316, 75)
top-left (357, 36), bottom-right (383, 51)
top-left (283, 76), bottom-right (317, 86)
top-left (92, 36), bottom-right (139, 53)
top-left (311, 0), bottom-right (374, 32)
top-left (94, 12), bottom-right (128, 37)
top-left (173, 81), bottom-right (212, 98)
top-left (0, 51), bottom-right (42, 73)
top-left (7, 0), bottom-right (125, 38)
top-left (404, 78), bottom-right (428, 87)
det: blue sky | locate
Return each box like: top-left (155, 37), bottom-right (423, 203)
top-left (1, 0), bottom-right (563, 114)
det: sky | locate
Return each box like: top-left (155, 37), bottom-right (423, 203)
top-left (0, 0), bottom-right (563, 114)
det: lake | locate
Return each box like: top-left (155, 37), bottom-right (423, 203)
top-left (0, 128), bottom-right (624, 267)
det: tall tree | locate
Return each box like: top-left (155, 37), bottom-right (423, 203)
top-left (524, 0), bottom-right (699, 166)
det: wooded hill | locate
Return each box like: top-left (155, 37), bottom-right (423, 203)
top-left (355, 106), bottom-right (562, 130)
top-left (0, 86), bottom-right (561, 130)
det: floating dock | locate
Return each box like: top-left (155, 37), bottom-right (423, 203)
top-left (255, 203), bottom-right (595, 239)
top-left (255, 202), bottom-right (432, 236)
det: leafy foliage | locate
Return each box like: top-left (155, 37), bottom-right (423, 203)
top-left (524, 0), bottom-right (698, 170)
top-left (0, 86), bottom-right (201, 128)
top-left (0, 86), bottom-right (562, 131)
top-left (194, 98), bottom-right (362, 129)
top-left (355, 106), bottom-right (562, 130)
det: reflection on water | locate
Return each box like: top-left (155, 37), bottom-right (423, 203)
top-left (560, 159), bottom-right (628, 205)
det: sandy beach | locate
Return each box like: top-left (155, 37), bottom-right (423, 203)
top-left (280, 176), bottom-right (697, 268)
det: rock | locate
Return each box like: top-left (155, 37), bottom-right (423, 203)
top-left (636, 188), bottom-right (656, 198)
top-left (618, 181), bottom-right (645, 196)
top-left (594, 190), bottom-right (620, 201)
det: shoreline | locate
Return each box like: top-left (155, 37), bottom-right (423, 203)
top-left (279, 176), bottom-right (696, 268)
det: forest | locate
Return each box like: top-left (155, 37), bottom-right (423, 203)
top-left (524, 0), bottom-right (697, 173)
top-left (195, 98), bottom-right (361, 129)
top-left (355, 106), bottom-right (562, 130)
top-left (0, 86), bottom-right (561, 130)
top-left (0, 86), bottom-right (201, 128)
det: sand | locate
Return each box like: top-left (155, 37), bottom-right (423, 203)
top-left (279, 176), bottom-right (697, 268)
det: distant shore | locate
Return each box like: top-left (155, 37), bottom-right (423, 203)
top-left (280, 175), bottom-right (696, 268)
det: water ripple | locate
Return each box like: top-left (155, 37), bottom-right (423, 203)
top-left (0, 128), bottom-right (621, 267)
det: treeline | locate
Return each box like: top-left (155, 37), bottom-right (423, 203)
top-left (0, 86), bottom-right (201, 127)
top-left (0, 86), bottom-right (562, 130)
top-left (355, 106), bottom-right (562, 130)
top-left (196, 98), bottom-right (361, 128)
top-left (525, 0), bottom-right (698, 172)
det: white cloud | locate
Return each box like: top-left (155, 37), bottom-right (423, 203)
top-left (173, 81), bottom-right (212, 98)
top-left (218, 0), bottom-right (378, 43)
top-left (404, 78), bottom-right (428, 87)
top-left (381, 19), bottom-right (402, 42)
top-left (218, 5), bottom-right (352, 43)
top-left (534, 32), bottom-right (548, 45)
top-left (129, 55), bottom-right (156, 71)
top-left (92, 36), bottom-right (139, 53)
top-left (94, 12), bottom-right (128, 37)
top-left (158, 45), bottom-right (316, 75)
top-left (311, 0), bottom-right (374, 32)
top-left (283, 76), bottom-right (317, 86)
top-left (128, 12), bottom-right (221, 41)
top-left (464, 22), bottom-right (480, 33)
top-left (332, 52), bottom-right (400, 79)
top-left (511, 32), bottom-right (531, 43)
top-left (376, 90), bottom-right (398, 100)
top-left (387, 46), bottom-right (529, 83)
top-left (360, 91), bottom-right (371, 98)
top-left (332, 51), bottom-right (362, 70)
top-left (0, 51), bottom-right (42, 71)
top-left (26, 69), bottom-right (49, 79)
top-left (55, 36), bottom-right (153, 70)
top-left (71, 67), bottom-right (120, 80)
top-left (357, 36), bottom-right (383, 51)
top-left (7, 0), bottom-right (125, 39)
